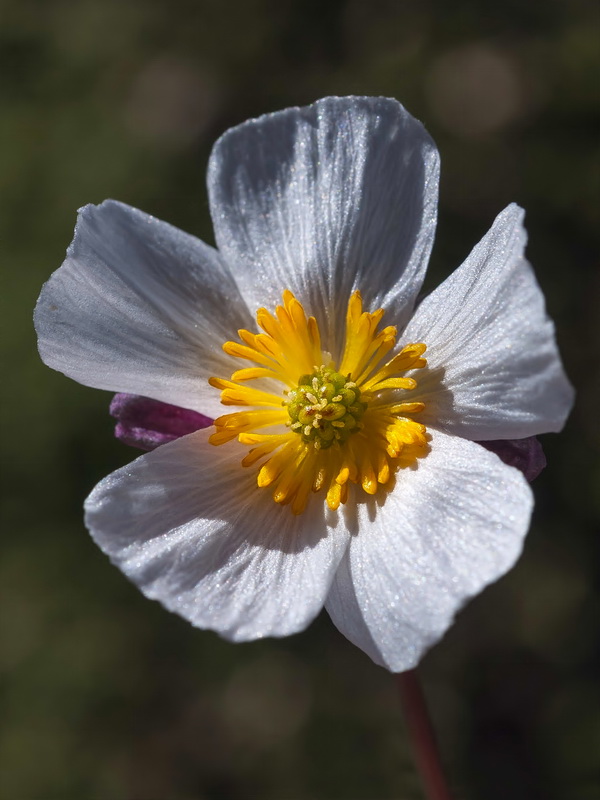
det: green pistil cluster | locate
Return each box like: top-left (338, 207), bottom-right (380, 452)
top-left (286, 366), bottom-right (367, 450)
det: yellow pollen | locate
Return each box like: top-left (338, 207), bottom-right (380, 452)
top-left (209, 290), bottom-right (428, 514)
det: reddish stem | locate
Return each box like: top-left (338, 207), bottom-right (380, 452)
top-left (397, 669), bottom-right (453, 800)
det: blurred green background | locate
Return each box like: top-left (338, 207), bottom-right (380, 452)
top-left (1, 1), bottom-right (598, 798)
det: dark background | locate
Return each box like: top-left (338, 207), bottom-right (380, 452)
top-left (1, 1), bottom-right (598, 798)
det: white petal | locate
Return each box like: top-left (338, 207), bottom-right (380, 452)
top-left (208, 96), bottom-right (439, 356)
top-left (85, 429), bottom-right (350, 640)
top-left (325, 429), bottom-right (533, 672)
top-left (35, 201), bottom-right (252, 416)
top-left (402, 204), bottom-right (574, 439)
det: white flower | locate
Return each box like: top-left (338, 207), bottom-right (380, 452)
top-left (34, 97), bottom-right (573, 672)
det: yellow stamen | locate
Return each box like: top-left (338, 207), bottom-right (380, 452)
top-left (208, 377), bottom-right (283, 407)
top-left (209, 290), bottom-right (428, 513)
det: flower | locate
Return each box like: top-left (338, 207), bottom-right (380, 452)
top-left (34, 97), bottom-right (573, 672)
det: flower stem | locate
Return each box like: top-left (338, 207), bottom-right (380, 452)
top-left (397, 669), bottom-right (453, 800)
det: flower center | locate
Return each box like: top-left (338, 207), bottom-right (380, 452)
top-left (286, 367), bottom-right (366, 449)
top-left (209, 290), bottom-right (429, 515)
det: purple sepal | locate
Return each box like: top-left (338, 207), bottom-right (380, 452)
top-left (110, 393), bottom-right (213, 451)
top-left (478, 436), bottom-right (547, 482)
